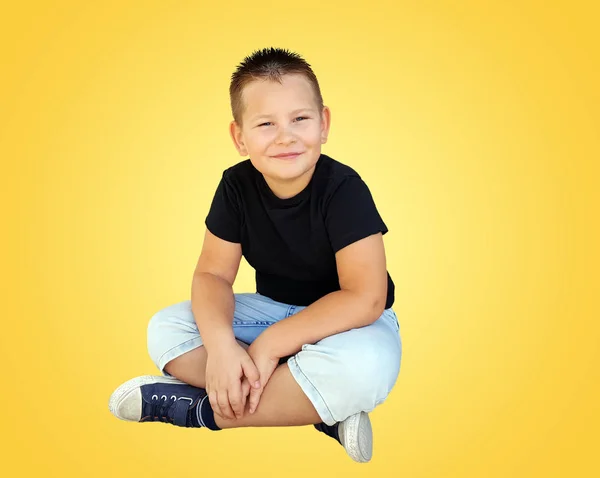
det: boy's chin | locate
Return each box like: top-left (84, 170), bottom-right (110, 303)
top-left (264, 171), bottom-right (301, 182)
top-left (270, 163), bottom-right (315, 179)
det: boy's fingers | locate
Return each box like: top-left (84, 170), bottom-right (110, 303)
top-left (241, 378), bottom-right (251, 413)
top-left (248, 386), bottom-right (263, 414)
top-left (241, 358), bottom-right (261, 389)
top-left (228, 382), bottom-right (244, 418)
top-left (241, 378), bottom-right (250, 395)
top-left (209, 390), bottom-right (223, 419)
top-left (242, 378), bottom-right (251, 397)
top-left (217, 391), bottom-right (235, 420)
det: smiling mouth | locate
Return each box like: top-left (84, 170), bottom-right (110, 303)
top-left (272, 152), bottom-right (303, 159)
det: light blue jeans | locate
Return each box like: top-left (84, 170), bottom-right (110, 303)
top-left (147, 292), bottom-right (402, 425)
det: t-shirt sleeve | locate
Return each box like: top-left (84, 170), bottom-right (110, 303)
top-left (205, 173), bottom-right (242, 243)
top-left (324, 175), bottom-right (388, 253)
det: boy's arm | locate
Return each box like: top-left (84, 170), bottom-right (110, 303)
top-left (253, 232), bottom-right (388, 359)
top-left (191, 228), bottom-right (241, 351)
top-left (192, 228), bottom-right (262, 419)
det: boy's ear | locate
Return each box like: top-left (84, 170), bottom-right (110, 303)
top-left (320, 106), bottom-right (331, 144)
top-left (229, 120), bottom-right (248, 156)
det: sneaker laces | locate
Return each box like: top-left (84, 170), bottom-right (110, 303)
top-left (145, 393), bottom-right (193, 426)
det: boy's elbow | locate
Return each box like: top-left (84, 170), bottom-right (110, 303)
top-left (363, 293), bottom-right (386, 324)
top-left (342, 283), bottom-right (387, 324)
top-left (373, 296), bottom-right (387, 321)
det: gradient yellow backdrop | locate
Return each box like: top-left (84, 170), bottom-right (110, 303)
top-left (2, 1), bottom-right (598, 477)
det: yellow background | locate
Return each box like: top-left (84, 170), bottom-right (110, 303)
top-left (2, 1), bottom-right (598, 477)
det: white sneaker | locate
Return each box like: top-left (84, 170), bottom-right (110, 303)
top-left (314, 411), bottom-right (373, 463)
top-left (108, 375), bottom-right (207, 427)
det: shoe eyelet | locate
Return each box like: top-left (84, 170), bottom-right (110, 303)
top-left (161, 395), bottom-right (167, 400)
top-left (171, 395), bottom-right (177, 401)
top-left (152, 394), bottom-right (158, 400)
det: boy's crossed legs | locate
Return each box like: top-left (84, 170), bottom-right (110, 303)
top-left (109, 293), bottom-right (401, 462)
top-left (162, 342), bottom-right (322, 428)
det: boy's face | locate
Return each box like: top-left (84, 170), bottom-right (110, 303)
top-left (230, 73), bottom-right (330, 196)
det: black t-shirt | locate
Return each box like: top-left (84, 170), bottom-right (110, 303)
top-left (205, 153), bottom-right (395, 309)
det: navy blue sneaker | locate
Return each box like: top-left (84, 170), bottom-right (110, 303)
top-left (109, 375), bottom-right (207, 428)
top-left (314, 412), bottom-right (373, 462)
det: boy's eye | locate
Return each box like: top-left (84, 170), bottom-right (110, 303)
top-left (257, 117), bottom-right (309, 127)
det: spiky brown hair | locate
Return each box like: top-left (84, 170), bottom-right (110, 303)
top-left (229, 47), bottom-right (324, 127)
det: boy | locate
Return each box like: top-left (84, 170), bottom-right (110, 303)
top-left (109, 47), bottom-right (402, 463)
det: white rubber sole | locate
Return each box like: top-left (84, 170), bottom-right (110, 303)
top-left (339, 411), bottom-right (373, 463)
top-left (108, 375), bottom-right (185, 421)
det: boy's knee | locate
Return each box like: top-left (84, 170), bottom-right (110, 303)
top-left (295, 340), bottom-right (400, 416)
top-left (343, 345), bottom-right (399, 404)
top-left (146, 301), bottom-right (196, 366)
top-left (146, 309), bottom-right (168, 365)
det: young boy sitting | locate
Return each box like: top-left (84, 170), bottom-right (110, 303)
top-left (108, 47), bottom-right (402, 463)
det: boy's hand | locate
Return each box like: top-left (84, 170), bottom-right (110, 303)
top-left (205, 339), bottom-right (261, 420)
top-left (246, 336), bottom-right (280, 414)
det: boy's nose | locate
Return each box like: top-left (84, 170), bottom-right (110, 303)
top-left (274, 126), bottom-right (296, 144)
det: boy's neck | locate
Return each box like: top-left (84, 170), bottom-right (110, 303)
top-left (263, 164), bottom-right (317, 200)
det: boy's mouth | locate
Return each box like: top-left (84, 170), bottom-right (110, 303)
top-left (271, 152), bottom-right (303, 159)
